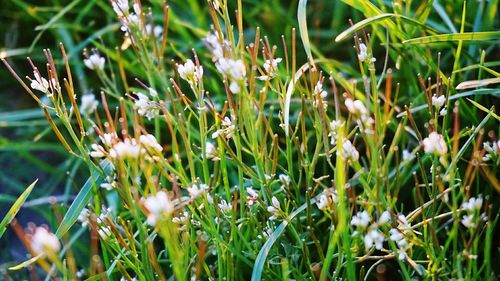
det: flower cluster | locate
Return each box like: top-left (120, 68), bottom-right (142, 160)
top-left (142, 191), bottom-right (175, 226)
top-left (461, 196), bottom-right (483, 229)
top-left (422, 132), bottom-right (448, 156)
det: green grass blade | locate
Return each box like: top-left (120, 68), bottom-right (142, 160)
top-left (298, 0), bottom-right (314, 65)
top-left (0, 179), bottom-right (38, 239)
top-left (335, 13), bottom-right (438, 42)
top-left (55, 160), bottom-right (112, 238)
top-left (467, 99), bottom-right (500, 121)
top-left (251, 196), bottom-right (319, 281)
top-left (403, 31), bottom-right (500, 44)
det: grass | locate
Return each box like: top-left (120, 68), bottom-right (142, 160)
top-left (0, 0), bottom-right (499, 280)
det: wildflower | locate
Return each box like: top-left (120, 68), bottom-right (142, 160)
top-left (422, 132), bottom-right (448, 156)
top-left (462, 196), bottom-right (483, 212)
top-left (312, 81), bottom-right (328, 109)
top-left (259, 57), bottom-right (282, 80)
top-left (134, 93), bottom-right (159, 120)
top-left (178, 59), bottom-right (203, 85)
top-left (351, 211), bottom-right (371, 229)
top-left (78, 208), bottom-right (90, 227)
top-left (109, 139), bottom-right (142, 159)
top-left (389, 228), bottom-right (409, 260)
top-left (483, 140), bottom-right (500, 161)
top-left (340, 139), bottom-right (359, 162)
top-left (172, 211), bottom-right (189, 224)
top-left (187, 183), bottom-right (208, 198)
top-left (363, 229), bottom-right (384, 250)
top-left (328, 120), bottom-right (344, 145)
top-left (30, 71), bottom-right (50, 94)
top-left (316, 189), bottom-right (338, 211)
top-left (431, 95), bottom-right (446, 109)
top-left (215, 58), bottom-right (246, 93)
top-left (139, 134), bottom-right (163, 154)
top-left (345, 98), bottom-right (368, 116)
top-left (30, 227), bottom-right (61, 255)
top-left (357, 43), bottom-right (367, 62)
top-left (145, 24), bottom-right (163, 38)
top-left (112, 0), bottom-right (129, 17)
top-left (204, 32), bottom-right (226, 61)
top-left (279, 174), bottom-right (291, 187)
top-left (378, 211), bottom-right (391, 225)
top-left (89, 143), bottom-right (106, 158)
top-left (246, 187), bottom-right (258, 206)
top-left (84, 53), bottom-right (105, 71)
top-left (440, 107), bottom-right (447, 116)
top-left (267, 196), bottom-right (281, 220)
top-left (205, 142), bottom-right (220, 161)
top-left (100, 133), bottom-right (118, 147)
top-left (143, 191), bottom-right (175, 226)
top-left (218, 199), bottom-right (232, 213)
top-left (80, 94), bottom-right (98, 115)
top-left (100, 181), bottom-right (115, 190)
top-left (148, 87), bottom-right (158, 97)
top-left (461, 214), bottom-right (475, 229)
top-left (211, 0), bottom-right (220, 9)
top-left (212, 116), bottom-right (236, 139)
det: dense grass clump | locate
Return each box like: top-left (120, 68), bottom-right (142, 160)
top-left (0, 0), bottom-right (499, 280)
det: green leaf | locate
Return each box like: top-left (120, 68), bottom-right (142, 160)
top-left (467, 98), bottom-right (499, 121)
top-left (403, 31), bottom-right (500, 44)
top-left (55, 160), bottom-right (112, 238)
top-left (0, 179), bottom-right (38, 239)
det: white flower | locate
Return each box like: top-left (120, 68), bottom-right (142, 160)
top-left (316, 189), bottom-right (338, 211)
top-left (211, 0), bottom-right (220, 9)
top-left (143, 191), bottom-right (174, 226)
top-left (316, 194), bottom-right (329, 210)
top-left (30, 227), bottom-right (61, 255)
top-left (205, 142), bottom-right (220, 161)
top-left (30, 71), bottom-right (50, 94)
top-left (187, 183), bottom-right (208, 198)
top-left (461, 214), bottom-right (475, 229)
top-left (145, 24), bottom-right (163, 38)
top-left (313, 81), bottom-right (328, 109)
top-left (263, 57), bottom-right (282, 73)
top-left (135, 93), bottom-right (159, 120)
top-left (229, 80), bottom-right (241, 94)
top-left (431, 95), bottom-right (446, 109)
top-left (422, 132), bottom-right (448, 156)
top-left (267, 196), bottom-right (281, 220)
top-left (357, 43), bottom-right (367, 62)
top-left (328, 120), bottom-right (344, 145)
top-left (212, 116), bottom-right (236, 139)
top-left (100, 133), bottom-right (117, 147)
top-left (439, 107), bottom-right (447, 116)
top-left (351, 211), bottom-right (371, 229)
top-left (84, 53), bottom-right (105, 71)
top-left (80, 94), bottom-right (98, 115)
top-left (462, 196), bottom-right (483, 212)
top-left (100, 182), bottom-right (115, 190)
top-left (378, 211), bottom-right (391, 224)
top-left (172, 211), bottom-right (189, 224)
top-left (178, 59), bottom-right (203, 85)
top-left (389, 228), bottom-right (409, 260)
top-left (89, 143), bottom-right (106, 158)
top-left (364, 229), bottom-right (384, 250)
top-left (279, 174), bottom-right (291, 186)
top-left (109, 139), bottom-right (142, 159)
top-left (139, 134), bottom-right (163, 154)
top-left (483, 141), bottom-right (500, 161)
top-left (340, 139), bottom-right (359, 162)
top-left (204, 32), bottom-right (225, 61)
top-left (216, 58), bottom-right (246, 92)
top-left (148, 87), bottom-right (158, 97)
top-left (218, 199), bottom-right (232, 213)
top-left (112, 0), bottom-right (129, 17)
top-left (345, 98), bottom-right (368, 116)
top-left (78, 208), bottom-right (90, 227)
top-left (246, 187), bottom-right (258, 206)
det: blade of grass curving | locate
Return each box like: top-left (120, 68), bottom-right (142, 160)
top-left (456, 78), bottom-right (500, 90)
top-left (9, 254), bottom-right (44, 270)
top-left (396, 88), bottom-right (500, 118)
top-left (445, 110), bottom-right (492, 176)
top-left (335, 13), bottom-right (438, 42)
top-left (467, 99), bottom-right (500, 121)
top-left (284, 63), bottom-right (310, 136)
top-left (403, 31), bottom-right (500, 44)
top-left (297, 0), bottom-right (314, 66)
top-left (55, 160), bottom-right (112, 238)
top-left (251, 195), bottom-right (320, 281)
top-left (0, 179), bottom-right (38, 239)
top-left (432, 0), bottom-right (458, 33)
